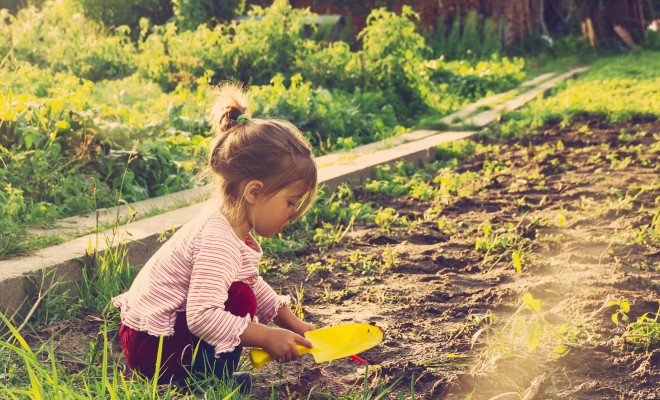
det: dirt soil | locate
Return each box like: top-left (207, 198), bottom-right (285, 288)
top-left (24, 117), bottom-right (659, 399)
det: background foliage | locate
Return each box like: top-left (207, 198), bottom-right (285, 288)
top-left (1, 0), bottom-right (590, 257)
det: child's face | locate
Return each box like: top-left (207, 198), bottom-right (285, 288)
top-left (251, 180), bottom-right (306, 238)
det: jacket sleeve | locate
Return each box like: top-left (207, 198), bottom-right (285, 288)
top-left (185, 219), bottom-right (251, 356)
top-left (252, 276), bottom-right (291, 324)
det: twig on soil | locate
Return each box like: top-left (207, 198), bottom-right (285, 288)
top-left (586, 297), bottom-right (614, 321)
top-left (522, 372), bottom-right (549, 400)
top-left (487, 392), bottom-right (518, 400)
top-left (598, 237), bottom-right (615, 265)
top-left (16, 284), bottom-right (54, 334)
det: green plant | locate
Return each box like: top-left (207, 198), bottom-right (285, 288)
top-left (374, 207), bottom-right (400, 234)
top-left (224, 0), bottom-right (312, 85)
top-left (358, 6), bottom-right (430, 122)
top-left (0, 184), bottom-right (28, 256)
top-left (450, 310), bottom-right (498, 341)
top-left (469, 293), bottom-right (569, 366)
top-left (319, 283), bottom-right (357, 305)
top-left (251, 74), bottom-right (399, 152)
top-left (313, 220), bottom-right (354, 250)
top-left (5, 1), bottom-right (138, 81)
top-left (620, 304), bottom-right (660, 351)
top-left (380, 245), bottom-right (400, 274)
top-left (609, 298), bottom-right (632, 327)
top-left (291, 284), bottom-right (306, 320)
top-left (636, 208), bottom-right (660, 246)
top-left (305, 261), bottom-right (332, 281)
top-left (493, 52), bottom-right (660, 135)
top-left (431, 10), bottom-right (501, 60)
top-left (0, 313), bottom-right (247, 399)
top-left (610, 299), bottom-right (660, 351)
top-left (345, 249), bottom-right (379, 276)
top-left (474, 219), bottom-right (534, 272)
top-left (174, 0), bottom-right (244, 31)
top-left (75, 0), bottom-right (173, 32)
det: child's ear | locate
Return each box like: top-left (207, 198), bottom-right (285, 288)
top-left (244, 180), bottom-right (264, 204)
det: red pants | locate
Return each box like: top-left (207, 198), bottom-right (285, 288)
top-left (118, 282), bottom-right (257, 383)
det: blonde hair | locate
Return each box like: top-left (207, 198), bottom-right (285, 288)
top-left (207, 83), bottom-right (317, 225)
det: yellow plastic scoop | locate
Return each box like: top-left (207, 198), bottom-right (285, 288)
top-left (250, 323), bottom-right (383, 369)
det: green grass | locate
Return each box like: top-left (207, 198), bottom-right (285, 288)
top-left (0, 312), bottom-right (246, 399)
top-left (493, 51), bottom-right (660, 138)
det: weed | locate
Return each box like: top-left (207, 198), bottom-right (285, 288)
top-left (291, 284), bottom-right (306, 321)
top-left (313, 220), bottom-right (353, 250)
top-left (636, 208), bottom-right (660, 246)
top-left (319, 283), bottom-right (357, 304)
top-left (347, 250), bottom-right (379, 276)
top-left (374, 207), bottom-right (400, 234)
top-left (450, 310), bottom-right (498, 341)
top-left (380, 245), bottom-right (400, 275)
top-left (258, 259), bottom-right (295, 276)
top-left (620, 304), bottom-right (660, 351)
top-left (610, 299), bottom-right (660, 351)
top-left (474, 219), bottom-right (534, 272)
top-left (0, 313), bottom-right (248, 398)
top-left (312, 197), bottom-right (362, 250)
top-left (468, 293), bottom-right (582, 371)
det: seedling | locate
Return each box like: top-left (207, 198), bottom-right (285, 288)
top-left (291, 284), bottom-right (306, 320)
top-left (620, 304), bottom-right (660, 351)
top-left (374, 207), bottom-right (400, 234)
top-left (380, 245), bottom-right (400, 275)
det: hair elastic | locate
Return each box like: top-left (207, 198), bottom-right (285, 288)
top-left (236, 114), bottom-right (251, 123)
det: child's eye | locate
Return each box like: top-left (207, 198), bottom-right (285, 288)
top-left (288, 202), bottom-right (296, 207)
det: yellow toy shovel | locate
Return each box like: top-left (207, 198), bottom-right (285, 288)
top-left (250, 323), bottom-right (383, 368)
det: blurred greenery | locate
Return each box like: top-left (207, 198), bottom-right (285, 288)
top-left (2, 0), bottom-right (657, 257)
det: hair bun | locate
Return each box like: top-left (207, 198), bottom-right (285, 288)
top-left (209, 83), bottom-right (250, 134)
top-left (219, 107), bottom-right (243, 132)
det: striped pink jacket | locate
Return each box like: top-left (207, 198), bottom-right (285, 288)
top-left (112, 202), bottom-right (289, 356)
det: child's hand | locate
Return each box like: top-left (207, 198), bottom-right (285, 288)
top-left (263, 327), bottom-right (313, 363)
top-left (294, 320), bottom-right (316, 336)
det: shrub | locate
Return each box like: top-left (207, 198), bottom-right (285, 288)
top-left (358, 6), bottom-right (431, 122)
top-left (251, 74), bottom-right (399, 153)
top-left (4, 1), bottom-right (137, 81)
top-left (137, 21), bottom-right (227, 91)
top-left (174, 0), bottom-right (244, 31)
top-left (427, 55), bottom-right (526, 101)
top-left (294, 41), bottom-right (362, 91)
top-left (224, 0), bottom-right (313, 85)
top-left (74, 0), bottom-right (173, 33)
top-left (431, 9), bottom-right (501, 60)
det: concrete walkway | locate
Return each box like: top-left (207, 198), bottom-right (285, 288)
top-left (0, 68), bottom-right (588, 317)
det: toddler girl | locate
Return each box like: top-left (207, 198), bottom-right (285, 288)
top-left (113, 83), bottom-right (318, 390)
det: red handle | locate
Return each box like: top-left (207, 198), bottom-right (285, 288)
top-left (348, 355), bottom-right (369, 365)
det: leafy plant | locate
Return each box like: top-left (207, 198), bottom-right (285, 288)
top-left (620, 304), bottom-right (660, 351)
top-left (75, 0), bottom-right (173, 32)
top-left (174, 0), bottom-right (244, 31)
top-left (431, 9), bottom-right (500, 60)
top-left (374, 207), bottom-right (401, 234)
top-left (358, 6), bottom-right (430, 122)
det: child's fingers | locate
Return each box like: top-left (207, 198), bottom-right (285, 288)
top-left (293, 334), bottom-right (313, 349)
